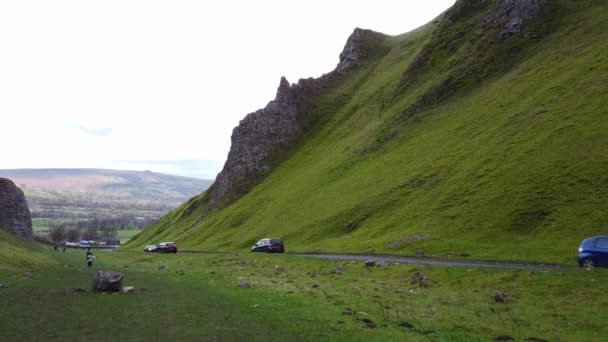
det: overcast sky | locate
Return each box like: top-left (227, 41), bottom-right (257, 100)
top-left (0, 0), bottom-right (455, 179)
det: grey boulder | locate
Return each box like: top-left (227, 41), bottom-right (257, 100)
top-left (92, 271), bottom-right (124, 292)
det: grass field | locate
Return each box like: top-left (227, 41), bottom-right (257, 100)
top-left (116, 229), bottom-right (143, 244)
top-left (1, 245), bottom-right (607, 341)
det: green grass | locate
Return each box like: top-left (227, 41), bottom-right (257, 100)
top-left (1, 249), bottom-right (607, 341)
top-left (127, 0), bottom-right (608, 265)
top-left (0, 229), bottom-right (56, 272)
top-left (115, 229), bottom-right (143, 244)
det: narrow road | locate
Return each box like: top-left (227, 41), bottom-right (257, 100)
top-left (294, 253), bottom-right (576, 271)
top-left (103, 248), bottom-right (576, 271)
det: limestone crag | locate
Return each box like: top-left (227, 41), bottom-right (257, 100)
top-left (209, 76), bottom-right (301, 206)
top-left (336, 28), bottom-right (386, 71)
top-left (0, 178), bottom-right (33, 240)
top-left (207, 29), bottom-right (386, 208)
top-left (443, 0), bottom-right (545, 38)
top-left (484, 0), bottom-right (546, 38)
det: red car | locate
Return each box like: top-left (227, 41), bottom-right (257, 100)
top-left (157, 242), bottom-right (178, 254)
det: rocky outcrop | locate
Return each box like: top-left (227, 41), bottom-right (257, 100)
top-left (0, 178), bottom-right (33, 240)
top-left (337, 28), bottom-right (386, 71)
top-left (206, 29), bottom-right (388, 209)
top-left (209, 76), bottom-right (301, 206)
top-left (443, 0), bottom-right (545, 38)
top-left (484, 0), bottom-right (546, 38)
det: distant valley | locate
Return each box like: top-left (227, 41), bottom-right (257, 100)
top-left (0, 169), bottom-right (213, 241)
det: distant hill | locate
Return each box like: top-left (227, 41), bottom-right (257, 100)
top-left (127, 0), bottom-right (608, 264)
top-left (0, 169), bottom-right (213, 233)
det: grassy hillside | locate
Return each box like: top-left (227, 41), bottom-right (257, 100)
top-left (0, 169), bottom-right (212, 234)
top-left (0, 229), bottom-right (56, 272)
top-left (127, 0), bottom-right (608, 264)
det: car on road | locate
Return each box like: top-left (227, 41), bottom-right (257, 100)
top-left (144, 245), bottom-right (157, 252)
top-left (578, 236), bottom-right (608, 268)
top-left (251, 238), bottom-right (285, 253)
top-left (157, 242), bottom-right (178, 253)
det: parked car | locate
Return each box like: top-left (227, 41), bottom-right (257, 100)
top-left (156, 242), bottom-right (178, 254)
top-left (78, 241), bottom-right (90, 248)
top-left (144, 245), bottom-right (157, 252)
top-left (578, 236), bottom-right (608, 268)
top-left (251, 238), bottom-right (285, 253)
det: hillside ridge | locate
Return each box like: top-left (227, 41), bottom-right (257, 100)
top-left (206, 28), bottom-right (389, 210)
top-left (127, 0), bottom-right (607, 264)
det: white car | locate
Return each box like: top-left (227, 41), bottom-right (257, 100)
top-left (144, 245), bottom-right (157, 252)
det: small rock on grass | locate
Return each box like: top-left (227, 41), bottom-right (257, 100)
top-left (494, 336), bottom-right (515, 341)
top-left (23, 272), bottom-right (34, 278)
top-left (121, 286), bottom-right (135, 294)
top-left (364, 260), bottom-right (376, 267)
top-left (158, 264), bottom-right (169, 270)
top-left (525, 338), bottom-right (550, 342)
top-left (399, 321), bottom-right (414, 329)
top-left (334, 265), bottom-right (344, 274)
top-left (239, 281), bottom-right (252, 288)
top-left (358, 318), bottom-right (376, 328)
top-left (0, 283), bottom-right (6, 289)
top-left (73, 287), bottom-right (86, 293)
top-left (411, 272), bottom-right (429, 287)
top-left (252, 304), bottom-right (260, 308)
top-left (494, 291), bottom-right (509, 304)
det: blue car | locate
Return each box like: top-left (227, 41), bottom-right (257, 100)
top-left (578, 236), bottom-right (608, 268)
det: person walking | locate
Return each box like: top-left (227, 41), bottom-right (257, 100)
top-left (87, 253), bottom-right (96, 268)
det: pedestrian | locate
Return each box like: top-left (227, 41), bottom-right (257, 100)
top-left (86, 248), bottom-right (92, 259)
top-left (87, 253), bottom-right (96, 268)
top-left (54, 245), bottom-right (58, 251)
top-left (62, 247), bottom-right (66, 252)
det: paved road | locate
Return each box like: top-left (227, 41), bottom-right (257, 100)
top-left (103, 248), bottom-right (575, 271)
top-left (295, 253), bottom-right (576, 271)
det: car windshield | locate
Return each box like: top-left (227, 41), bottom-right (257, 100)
top-left (270, 239), bottom-right (282, 244)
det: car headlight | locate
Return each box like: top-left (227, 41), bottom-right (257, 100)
top-left (578, 247), bottom-right (583, 253)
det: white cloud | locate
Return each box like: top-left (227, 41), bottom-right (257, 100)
top-left (0, 0), bottom-right (456, 178)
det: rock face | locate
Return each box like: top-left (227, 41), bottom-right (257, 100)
top-left (484, 0), bottom-right (546, 38)
top-left (92, 271), bottom-right (124, 292)
top-left (209, 76), bottom-right (301, 207)
top-left (206, 29), bottom-right (387, 209)
top-left (0, 178), bottom-right (33, 240)
top-left (337, 28), bottom-right (385, 71)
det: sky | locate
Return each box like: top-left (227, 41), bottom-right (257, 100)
top-left (0, 0), bottom-right (456, 179)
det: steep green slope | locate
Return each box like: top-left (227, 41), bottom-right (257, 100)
top-left (0, 230), bottom-right (56, 272)
top-left (128, 0), bottom-right (607, 264)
